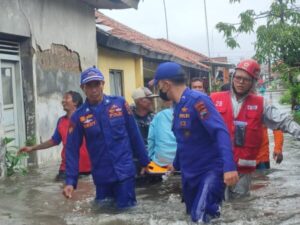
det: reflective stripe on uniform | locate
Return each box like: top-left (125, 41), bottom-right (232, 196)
top-left (238, 159), bottom-right (256, 167)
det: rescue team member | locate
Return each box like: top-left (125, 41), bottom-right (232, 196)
top-left (63, 67), bottom-right (150, 209)
top-left (219, 81), bottom-right (284, 170)
top-left (19, 91), bottom-right (91, 181)
top-left (256, 126), bottom-right (283, 169)
top-left (191, 77), bottom-right (205, 93)
top-left (211, 59), bottom-right (300, 199)
top-left (154, 62), bottom-right (239, 223)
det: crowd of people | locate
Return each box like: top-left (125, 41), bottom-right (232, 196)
top-left (19, 59), bottom-right (300, 223)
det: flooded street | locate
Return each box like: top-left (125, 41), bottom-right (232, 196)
top-left (1, 91), bottom-right (300, 225)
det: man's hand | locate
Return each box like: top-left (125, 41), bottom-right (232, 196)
top-left (63, 185), bottom-right (74, 199)
top-left (140, 167), bottom-right (148, 175)
top-left (224, 171), bottom-right (239, 186)
top-left (273, 152), bottom-right (283, 164)
top-left (165, 164), bottom-right (175, 174)
top-left (18, 146), bottom-right (34, 155)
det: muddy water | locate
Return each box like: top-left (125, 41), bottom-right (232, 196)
top-left (0, 91), bottom-right (299, 225)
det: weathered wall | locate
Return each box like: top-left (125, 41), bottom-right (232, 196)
top-left (0, 0), bottom-right (97, 166)
top-left (0, 0), bottom-right (97, 68)
top-left (35, 44), bottom-right (83, 164)
top-left (0, 121), bottom-right (5, 179)
top-left (98, 47), bottom-right (143, 104)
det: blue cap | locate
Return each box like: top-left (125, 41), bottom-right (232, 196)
top-left (154, 62), bottom-right (184, 85)
top-left (80, 67), bottom-right (104, 85)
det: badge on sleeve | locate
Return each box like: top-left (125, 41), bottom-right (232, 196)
top-left (194, 101), bottom-right (210, 120)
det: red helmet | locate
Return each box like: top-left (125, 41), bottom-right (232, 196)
top-left (236, 59), bottom-right (260, 80)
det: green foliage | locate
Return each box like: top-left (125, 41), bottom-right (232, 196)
top-left (279, 89), bottom-right (291, 104)
top-left (217, 0), bottom-right (300, 107)
top-left (2, 137), bottom-right (15, 145)
top-left (5, 151), bottom-right (28, 177)
top-left (216, 0), bottom-right (300, 65)
top-left (293, 110), bottom-right (300, 124)
top-left (3, 138), bottom-right (28, 177)
top-left (238, 10), bottom-right (255, 33)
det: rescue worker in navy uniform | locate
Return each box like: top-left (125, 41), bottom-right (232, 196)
top-left (154, 62), bottom-right (239, 223)
top-left (211, 59), bottom-right (300, 199)
top-left (63, 67), bottom-right (150, 209)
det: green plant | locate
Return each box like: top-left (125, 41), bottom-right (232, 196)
top-left (293, 111), bottom-right (300, 124)
top-left (279, 90), bottom-right (291, 104)
top-left (4, 137), bottom-right (28, 177)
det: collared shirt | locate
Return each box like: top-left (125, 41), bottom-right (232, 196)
top-left (231, 94), bottom-right (247, 118)
top-left (65, 95), bottom-right (149, 188)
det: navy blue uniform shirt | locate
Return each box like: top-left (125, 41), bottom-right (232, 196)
top-left (172, 88), bottom-right (236, 181)
top-left (65, 95), bottom-right (150, 187)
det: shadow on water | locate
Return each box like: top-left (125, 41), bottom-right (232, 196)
top-left (1, 91), bottom-right (300, 225)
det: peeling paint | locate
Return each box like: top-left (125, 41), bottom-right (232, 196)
top-left (36, 44), bottom-right (81, 73)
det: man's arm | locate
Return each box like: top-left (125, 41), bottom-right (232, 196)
top-left (19, 139), bottom-right (56, 153)
top-left (19, 119), bottom-right (62, 153)
top-left (194, 95), bottom-right (236, 172)
top-left (194, 95), bottom-right (238, 185)
top-left (264, 104), bottom-right (300, 139)
top-left (65, 114), bottom-right (83, 190)
top-left (273, 129), bottom-right (284, 163)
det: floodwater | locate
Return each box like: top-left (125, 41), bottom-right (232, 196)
top-left (1, 91), bottom-right (300, 225)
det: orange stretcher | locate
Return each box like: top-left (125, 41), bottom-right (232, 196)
top-left (146, 161), bottom-right (170, 175)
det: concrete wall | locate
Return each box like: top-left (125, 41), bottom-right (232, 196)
top-left (0, 0), bottom-right (97, 166)
top-left (98, 47), bottom-right (143, 104)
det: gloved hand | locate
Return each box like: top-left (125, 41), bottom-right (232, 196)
top-left (273, 152), bottom-right (283, 164)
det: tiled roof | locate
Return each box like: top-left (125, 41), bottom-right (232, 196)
top-left (95, 11), bottom-right (209, 69)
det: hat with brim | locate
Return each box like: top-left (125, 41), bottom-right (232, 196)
top-left (81, 67), bottom-right (104, 85)
top-left (132, 87), bottom-right (158, 100)
top-left (154, 62), bottom-right (184, 85)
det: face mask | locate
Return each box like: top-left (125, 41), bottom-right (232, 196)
top-left (159, 89), bottom-right (170, 101)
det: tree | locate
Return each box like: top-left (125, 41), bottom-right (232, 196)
top-left (216, 0), bottom-right (300, 109)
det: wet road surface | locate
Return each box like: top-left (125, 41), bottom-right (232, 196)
top-left (0, 91), bottom-right (299, 225)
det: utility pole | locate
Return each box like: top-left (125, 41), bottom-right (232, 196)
top-left (163, 0), bottom-right (169, 40)
top-left (203, 0), bottom-right (212, 92)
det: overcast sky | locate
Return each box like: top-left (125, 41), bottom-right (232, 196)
top-left (101, 0), bottom-right (295, 64)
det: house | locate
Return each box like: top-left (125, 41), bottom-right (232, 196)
top-left (0, 0), bottom-right (141, 177)
top-left (96, 11), bottom-right (212, 101)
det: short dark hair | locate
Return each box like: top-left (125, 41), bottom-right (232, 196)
top-left (65, 91), bottom-right (83, 108)
top-left (168, 74), bottom-right (187, 85)
top-left (191, 77), bottom-right (203, 83)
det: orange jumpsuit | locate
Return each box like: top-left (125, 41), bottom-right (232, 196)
top-left (256, 126), bottom-right (283, 168)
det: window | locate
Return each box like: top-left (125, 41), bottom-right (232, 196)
top-left (109, 69), bottom-right (124, 96)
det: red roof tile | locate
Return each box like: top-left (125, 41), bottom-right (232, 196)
top-left (95, 11), bottom-right (209, 69)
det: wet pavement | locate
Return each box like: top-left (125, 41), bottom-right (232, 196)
top-left (0, 91), bottom-right (299, 225)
